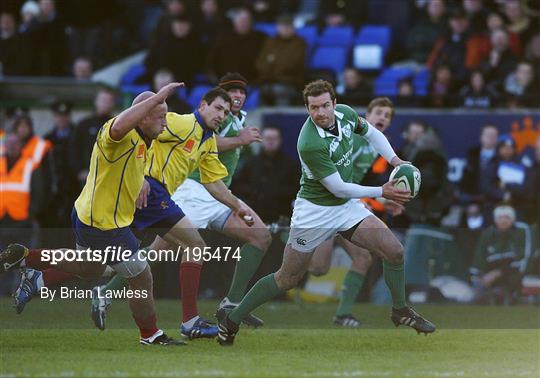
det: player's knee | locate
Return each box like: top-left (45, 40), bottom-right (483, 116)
top-left (351, 251), bottom-right (372, 270)
top-left (276, 271), bottom-right (303, 290)
top-left (245, 229), bottom-right (272, 252)
top-left (308, 265), bottom-right (329, 277)
top-left (385, 244), bottom-right (404, 265)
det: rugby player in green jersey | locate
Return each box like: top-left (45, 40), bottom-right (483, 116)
top-left (216, 80), bottom-right (436, 346)
top-left (308, 97), bottom-right (404, 327)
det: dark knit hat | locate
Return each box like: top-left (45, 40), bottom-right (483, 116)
top-left (218, 72), bottom-right (248, 93)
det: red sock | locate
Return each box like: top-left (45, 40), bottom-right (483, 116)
top-left (25, 249), bottom-right (54, 270)
top-left (42, 269), bottom-right (75, 286)
top-left (133, 313), bottom-right (159, 339)
top-left (180, 262), bottom-right (202, 323)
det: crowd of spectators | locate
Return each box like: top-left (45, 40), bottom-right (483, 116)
top-left (1, 0), bottom-right (539, 107)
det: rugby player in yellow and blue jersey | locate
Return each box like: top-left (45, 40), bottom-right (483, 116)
top-left (93, 87), bottom-right (254, 339)
top-left (7, 83), bottom-right (187, 346)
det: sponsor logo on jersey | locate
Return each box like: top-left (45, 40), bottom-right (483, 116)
top-left (329, 139), bottom-right (340, 154)
top-left (343, 123), bottom-right (352, 138)
top-left (183, 139), bottom-right (195, 153)
top-left (137, 144), bottom-right (146, 159)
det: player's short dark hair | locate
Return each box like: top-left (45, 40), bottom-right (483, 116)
top-left (202, 87), bottom-right (232, 108)
top-left (302, 80), bottom-right (336, 106)
top-left (366, 97), bottom-right (394, 119)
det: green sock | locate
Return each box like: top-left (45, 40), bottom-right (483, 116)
top-left (229, 273), bottom-right (282, 324)
top-left (226, 244), bottom-right (265, 303)
top-left (383, 260), bottom-right (407, 309)
top-left (335, 270), bottom-right (365, 316)
top-left (102, 248), bottom-right (154, 291)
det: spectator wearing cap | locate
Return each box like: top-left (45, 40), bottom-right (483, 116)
top-left (480, 134), bottom-right (529, 219)
top-left (255, 14), bottom-right (306, 106)
top-left (144, 15), bottom-right (202, 86)
top-left (208, 7), bottom-right (266, 82)
top-left (44, 101), bottom-right (78, 228)
top-left (470, 205), bottom-right (535, 304)
top-left (69, 88), bottom-right (116, 188)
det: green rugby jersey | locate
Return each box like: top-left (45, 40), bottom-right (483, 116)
top-left (297, 104), bottom-right (369, 206)
top-left (351, 135), bottom-right (378, 184)
top-left (189, 110), bottom-right (246, 188)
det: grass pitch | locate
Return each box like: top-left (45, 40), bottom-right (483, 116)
top-left (1, 299), bottom-right (539, 378)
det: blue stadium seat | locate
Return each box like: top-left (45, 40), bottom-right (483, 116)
top-left (187, 85), bottom-right (213, 109)
top-left (120, 63), bottom-right (146, 86)
top-left (310, 46), bottom-right (348, 75)
top-left (120, 84), bottom-right (152, 96)
top-left (353, 45), bottom-right (384, 70)
top-left (355, 25), bottom-right (391, 52)
top-left (296, 25), bottom-right (318, 51)
top-left (413, 68), bottom-right (430, 96)
top-left (254, 22), bottom-right (277, 37)
top-left (244, 88), bottom-right (260, 110)
top-left (374, 67), bottom-right (414, 96)
top-left (317, 26), bottom-right (354, 47)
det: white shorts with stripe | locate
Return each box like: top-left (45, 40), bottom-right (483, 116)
top-left (287, 197), bottom-right (372, 253)
top-left (171, 179), bottom-right (232, 230)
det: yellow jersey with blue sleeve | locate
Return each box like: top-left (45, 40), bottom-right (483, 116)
top-left (146, 110), bottom-right (227, 195)
top-left (74, 118), bottom-right (149, 230)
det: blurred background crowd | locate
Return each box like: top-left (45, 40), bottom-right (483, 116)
top-left (1, 0), bottom-right (539, 305)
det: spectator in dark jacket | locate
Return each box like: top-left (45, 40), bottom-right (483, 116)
top-left (208, 7), bottom-right (266, 81)
top-left (482, 28), bottom-right (519, 89)
top-left (232, 125), bottom-right (299, 223)
top-left (406, 0), bottom-right (447, 64)
top-left (480, 134), bottom-right (529, 220)
top-left (144, 15), bottom-right (202, 86)
top-left (338, 67), bottom-right (372, 106)
top-left (69, 88), bottom-right (116, 188)
top-left (460, 70), bottom-right (497, 108)
top-left (153, 69), bottom-right (191, 114)
top-left (460, 124), bottom-right (499, 201)
top-left (0, 12), bottom-right (31, 75)
top-left (43, 101), bottom-right (79, 228)
top-left (256, 14), bottom-right (306, 105)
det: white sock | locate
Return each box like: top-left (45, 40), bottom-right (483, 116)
top-left (220, 297), bottom-right (238, 308)
top-left (142, 329), bottom-right (163, 342)
top-left (182, 315), bottom-right (200, 328)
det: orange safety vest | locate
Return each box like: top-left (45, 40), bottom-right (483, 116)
top-left (0, 137), bottom-right (51, 221)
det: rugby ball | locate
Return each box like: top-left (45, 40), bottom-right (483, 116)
top-left (389, 164), bottom-right (421, 198)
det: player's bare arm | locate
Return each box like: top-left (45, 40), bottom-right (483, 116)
top-left (203, 180), bottom-right (254, 226)
top-left (216, 126), bottom-right (262, 152)
top-left (111, 82), bottom-right (184, 140)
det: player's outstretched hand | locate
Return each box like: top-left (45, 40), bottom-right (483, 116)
top-left (236, 203), bottom-right (255, 227)
top-left (136, 179), bottom-right (151, 209)
top-left (155, 82), bottom-right (184, 102)
top-left (382, 179), bottom-right (412, 205)
top-left (239, 127), bottom-right (262, 145)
